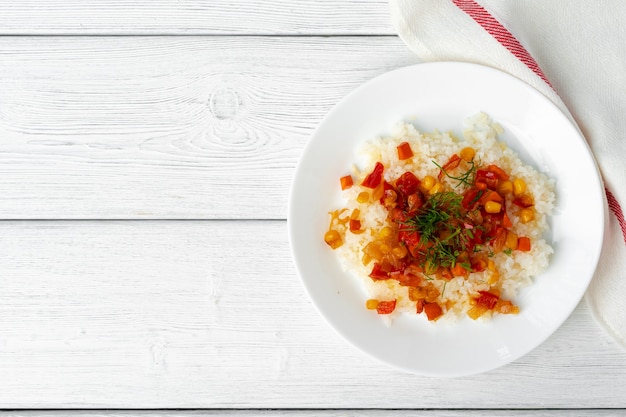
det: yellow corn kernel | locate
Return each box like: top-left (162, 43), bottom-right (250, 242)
top-left (513, 178), bottom-right (527, 196)
top-left (497, 180), bottom-right (513, 195)
top-left (429, 182), bottom-right (444, 195)
top-left (379, 243), bottom-right (391, 254)
top-left (519, 208), bottom-right (535, 223)
top-left (324, 230), bottom-right (343, 249)
top-left (505, 231), bottom-right (518, 250)
top-left (365, 299), bottom-right (379, 310)
top-left (350, 208), bottom-right (360, 220)
top-left (484, 201), bottom-right (502, 213)
top-left (392, 245), bottom-right (408, 259)
top-left (459, 147), bottom-right (476, 162)
top-left (357, 191), bottom-right (370, 204)
top-left (487, 259), bottom-right (497, 271)
top-left (379, 226), bottom-right (393, 239)
top-left (421, 175), bottom-right (436, 191)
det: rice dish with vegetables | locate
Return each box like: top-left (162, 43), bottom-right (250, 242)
top-left (324, 112), bottom-right (555, 321)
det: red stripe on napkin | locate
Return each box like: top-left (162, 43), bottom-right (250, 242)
top-left (452, 0), bottom-right (553, 90)
top-left (453, 0), bottom-right (626, 245)
top-left (607, 188), bottom-right (626, 244)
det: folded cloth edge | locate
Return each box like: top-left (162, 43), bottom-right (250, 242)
top-left (389, 0), bottom-right (626, 349)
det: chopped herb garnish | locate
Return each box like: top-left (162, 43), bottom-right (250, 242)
top-left (402, 191), bottom-right (472, 270)
top-left (433, 157), bottom-right (480, 188)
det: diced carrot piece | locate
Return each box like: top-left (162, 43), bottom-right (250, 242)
top-left (486, 164), bottom-right (510, 180)
top-left (349, 219), bottom-right (361, 232)
top-left (415, 299), bottom-right (425, 314)
top-left (438, 154), bottom-right (461, 180)
top-left (340, 175), bottom-right (353, 190)
top-left (423, 302), bottom-right (443, 321)
top-left (451, 263), bottom-right (468, 278)
top-left (395, 273), bottom-right (422, 287)
top-left (397, 142), bottom-right (414, 160)
top-left (376, 300), bottom-right (397, 314)
top-left (517, 236), bottom-right (531, 251)
top-left (513, 193), bottom-right (534, 208)
top-left (475, 181), bottom-right (488, 190)
top-left (476, 291), bottom-right (499, 310)
top-left (479, 189), bottom-right (504, 205)
top-left (502, 212), bottom-right (513, 228)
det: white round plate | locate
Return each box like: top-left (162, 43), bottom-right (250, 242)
top-left (288, 62), bottom-right (605, 377)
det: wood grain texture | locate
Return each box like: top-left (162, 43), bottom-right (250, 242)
top-left (0, 220), bottom-right (624, 408)
top-left (0, 36), bottom-right (419, 219)
top-left (2, 412), bottom-right (626, 417)
top-left (0, 1), bottom-right (394, 35)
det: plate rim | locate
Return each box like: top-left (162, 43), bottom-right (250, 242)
top-left (288, 61), bottom-right (606, 377)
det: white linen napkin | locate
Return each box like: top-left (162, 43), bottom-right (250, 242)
top-left (390, 0), bottom-right (626, 348)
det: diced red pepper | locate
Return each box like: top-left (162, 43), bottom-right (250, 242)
top-left (423, 302), bottom-right (443, 321)
top-left (466, 227), bottom-right (485, 252)
top-left (438, 154), bottom-right (462, 180)
top-left (462, 187), bottom-right (483, 210)
top-left (479, 189), bottom-right (504, 205)
top-left (398, 230), bottom-right (422, 257)
top-left (397, 142), bottom-right (414, 160)
top-left (349, 219), bottom-right (361, 232)
top-left (376, 299), bottom-right (397, 314)
top-left (513, 194), bottom-right (534, 208)
top-left (395, 171), bottom-right (421, 197)
top-left (361, 162), bottom-right (384, 189)
top-left (395, 273), bottom-right (422, 287)
top-left (476, 169), bottom-right (499, 189)
top-left (502, 212), bottom-right (513, 228)
top-left (482, 209), bottom-right (505, 230)
top-left (475, 181), bottom-right (488, 190)
top-left (486, 164), bottom-right (510, 180)
top-left (369, 263), bottom-right (390, 280)
top-left (476, 291), bottom-right (499, 310)
top-left (517, 236), bottom-right (531, 251)
top-left (340, 175), bottom-right (353, 190)
top-left (389, 208), bottom-right (409, 223)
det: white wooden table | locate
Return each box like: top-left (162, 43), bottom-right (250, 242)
top-left (1, 1), bottom-right (625, 415)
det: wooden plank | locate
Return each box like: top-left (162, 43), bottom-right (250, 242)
top-left (2, 411), bottom-right (626, 417)
top-left (0, 36), bottom-right (419, 219)
top-left (0, 1), bottom-right (394, 35)
top-left (0, 220), bottom-right (624, 408)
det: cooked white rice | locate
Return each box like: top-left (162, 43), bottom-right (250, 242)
top-left (333, 112), bottom-right (555, 321)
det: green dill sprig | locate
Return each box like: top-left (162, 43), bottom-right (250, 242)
top-left (403, 191), bottom-right (469, 270)
top-left (433, 157), bottom-right (480, 188)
